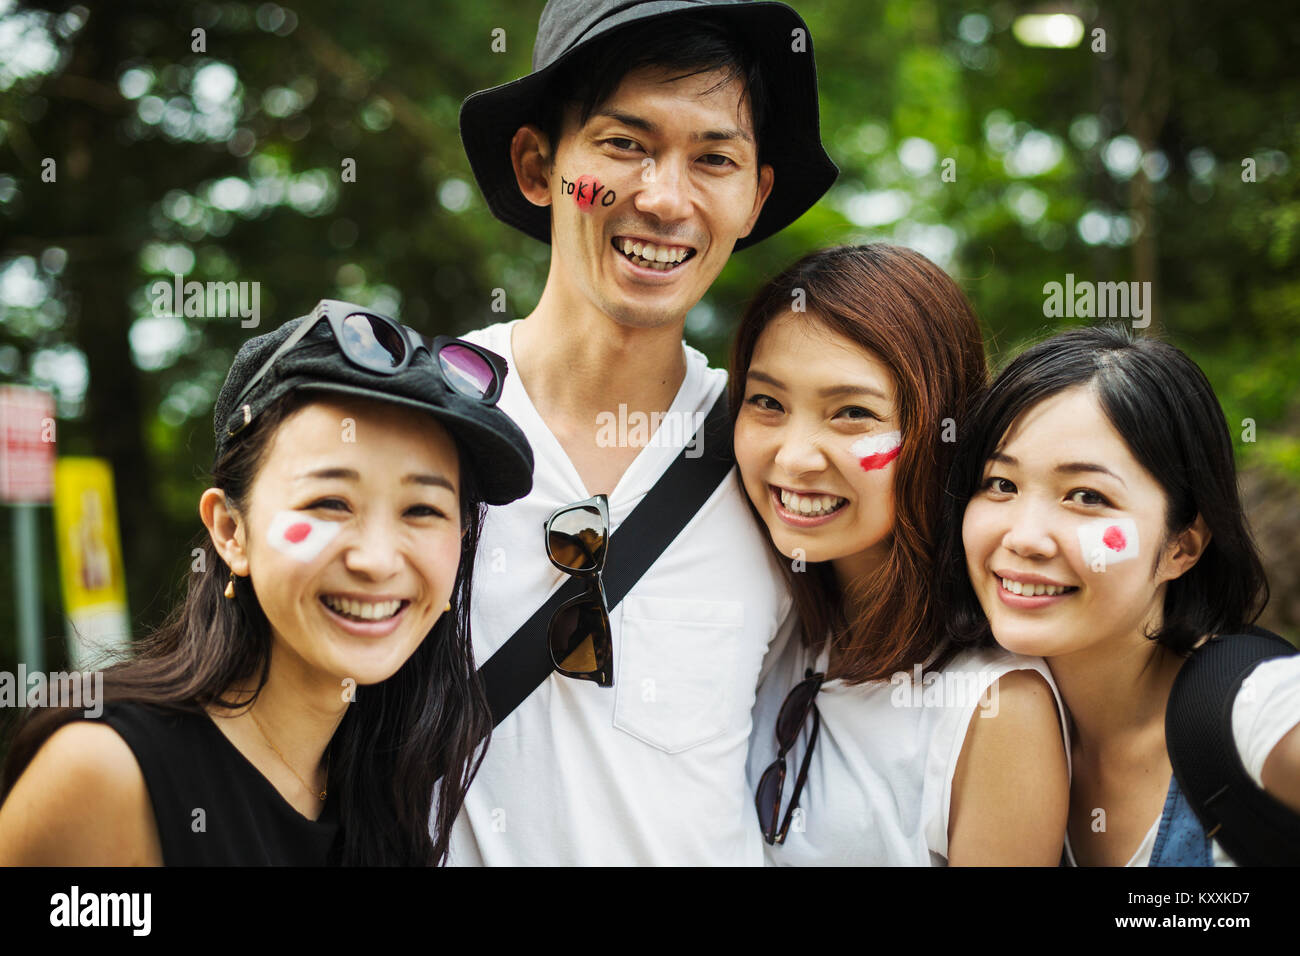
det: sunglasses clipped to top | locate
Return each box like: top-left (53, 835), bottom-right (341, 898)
top-left (755, 668), bottom-right (825, 845)
top-left (230, 300), bottom-right (507, 423)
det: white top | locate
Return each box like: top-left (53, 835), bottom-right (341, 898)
top-left (446, 320), bottom-right (797, 866)
top-left (1063, 652), bottom-right (1300, 867)
top-left (746, 638), bottom-right (1070, 865)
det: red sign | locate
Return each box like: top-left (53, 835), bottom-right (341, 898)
top-left (0, 386), bottom-right (56, 502)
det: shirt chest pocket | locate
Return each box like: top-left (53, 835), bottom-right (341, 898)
top-left (613, 595), bottom-right (745, 754)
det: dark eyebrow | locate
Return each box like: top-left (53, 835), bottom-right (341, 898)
top-left (815, 383), bottom-right (890, 402)
top-left (404, 473), bottom-right (456, 493)
top-left (747, 370), bottom-right (888, 402)
top-left (746, 370), bottom-right (786, 390)
top-left (1055, 461), bottom-right (1127, 488)
top-left (299, 467), bottom-right (455, 492)
top-left (986, 453), bottom-right (1127, 487)
top-left (594, 109), bottom-right (753, 145)
top-left (299, 467), bottom-right (359, 482)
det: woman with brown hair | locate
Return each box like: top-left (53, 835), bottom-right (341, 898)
top-left (736, 244), bottom-right (1069, 864)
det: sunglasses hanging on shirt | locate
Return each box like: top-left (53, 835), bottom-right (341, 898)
top-left (544, 494), bottom-right (614, 687)
top-left (755, 668), bottom-right (824, 845)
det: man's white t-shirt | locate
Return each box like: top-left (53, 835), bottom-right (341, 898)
top-left (746, 639), bottom-right (1070, 865)
top-left (447, 320), bottom-right (796, 866)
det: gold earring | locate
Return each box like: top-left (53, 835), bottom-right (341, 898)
top-left (224, 574), bottom-right (236, 599)
top-left (444, 601), bottom-right (451, 612)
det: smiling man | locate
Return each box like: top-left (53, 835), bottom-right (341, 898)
top-left (450, 0), bottom-right (836, 865)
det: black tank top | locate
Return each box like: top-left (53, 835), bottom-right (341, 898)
top-left (86, 701), bottom-right (341, 865)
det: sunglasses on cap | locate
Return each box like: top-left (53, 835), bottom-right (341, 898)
top-left (544, 494), bottom-right (613, 687)
top-left (229, 300), bottom-right (506, 433)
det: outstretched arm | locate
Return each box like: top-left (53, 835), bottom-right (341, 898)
top-left (1261, 722), bottom-right (1300, 814)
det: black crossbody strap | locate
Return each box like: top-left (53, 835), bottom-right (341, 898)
top-left (479, 387), bottom-right (735, 728)
top-left (1166, 627), bottom-right (1300, 865)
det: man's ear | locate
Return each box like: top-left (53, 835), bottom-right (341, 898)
top-left (200, 488), bottom-right (250, 576)
top-left (1157, 514), bottom-right (1211, 584)
top-left (738, 162), bottom-right (775, 239)
top-left (511, 124), bottom-right (554, 208)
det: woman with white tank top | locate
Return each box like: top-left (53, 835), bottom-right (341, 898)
top-left (730, 244), bottom-right (1070, 865)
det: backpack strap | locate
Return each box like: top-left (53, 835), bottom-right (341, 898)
top-left (479, 387), bottom-right (735, 728)
top-left (1166, 628), bottom-right (1300, 865)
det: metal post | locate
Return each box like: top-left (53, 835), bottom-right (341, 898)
top-left (13, 502), bottom-right (44, 672)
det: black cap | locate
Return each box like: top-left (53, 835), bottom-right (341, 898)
top-left (213, 302), bottom-right (534, 505)
top-left (459, 0), bottom-right (838, 250)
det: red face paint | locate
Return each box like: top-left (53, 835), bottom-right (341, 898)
top-left (1077, 517), bottom-right (1139, 567)
top-left (575, 175), bottom-right (601, 210)
top-left (267, 511), bottom-right (341, 562)
top-left (850, 431), bottom-right (902, 472)
top-left (560, 174), bottom-right (617, 211)
top-left (1101, 525), bottom-right (1126, 551)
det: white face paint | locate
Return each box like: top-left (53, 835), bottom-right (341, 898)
top-left (849, 431), bottom-right (902, 472)
top-left (1077, 517), bottom-right (1139, 569)
top-left (266, 511), bottom-right (341, 562)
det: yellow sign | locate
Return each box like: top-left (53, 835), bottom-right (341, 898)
top-left (53, 457), bottom-right (130, 661)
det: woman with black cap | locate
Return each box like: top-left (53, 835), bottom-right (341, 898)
top-left (0, 300), bottom-right (534, 866)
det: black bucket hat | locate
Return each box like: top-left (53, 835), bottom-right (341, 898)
top-left (213, 301), bottom-right (534, 505)
top-left (459, 0), bottom-right (838, 251)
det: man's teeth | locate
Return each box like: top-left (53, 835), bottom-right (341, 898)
top-left (322, 596), bottom-right (403, 620)
top-left (999, 577), bottom-right (1072, 597)
top-left (619, 238), bottom-right (691, 270)
top-left (778, 488), bottom-right (847, 516)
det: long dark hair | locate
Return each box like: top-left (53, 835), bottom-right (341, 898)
top-left (938, 324), bottom-right (1269, 654)
top-left (729, 243), bottom-right (988, 683)
top-left (1, 390), bottom-right (492, 865)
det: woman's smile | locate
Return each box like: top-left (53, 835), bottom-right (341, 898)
top-left (769, 483), bottom-right (851, 526)
top-left (992, 575), bottom-right (1079, 609)
top-left (318, 593), bottom-right (413, 637)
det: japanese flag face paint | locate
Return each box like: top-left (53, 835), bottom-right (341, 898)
top-left (266, 510), bottom-right (341, 563)
top-left (850, 431), bottom-right (902, 472)
top-left (1077, 517), bottom-right (1139, 569)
